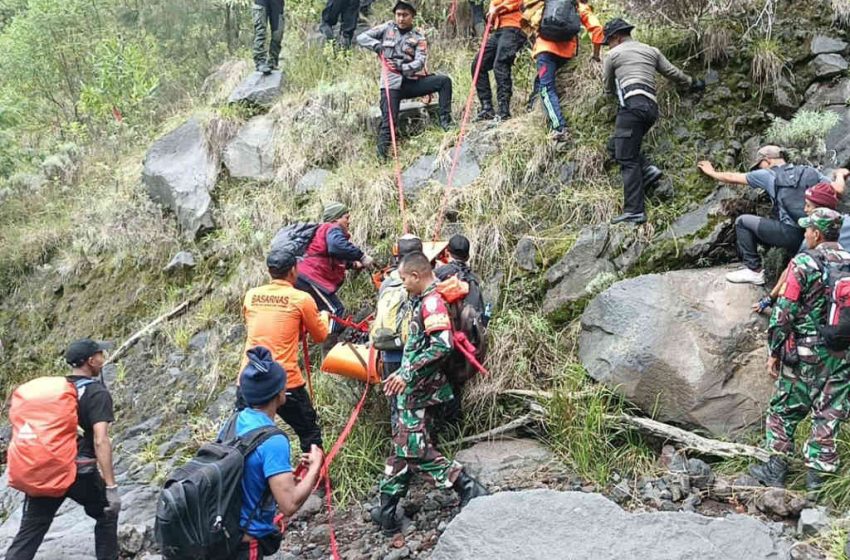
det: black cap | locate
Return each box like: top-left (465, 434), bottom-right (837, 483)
top-left (447, 234), bottom-right (470, 260)
top-left (602, 18), bottom-right (635, 45)
top-left (65, 339), bottom-right (107, 368)
top-left (397, 234), bottom-right (424, 257)
top-left (393, 0), bottom-right (416, 14)
top-left (266, 248), bottom-right (297, 272)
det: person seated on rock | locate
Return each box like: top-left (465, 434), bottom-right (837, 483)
top-left (603, 18), bottom-right (705, 225)
top-left (375, 252), bottom-right (488, 535)
top-left (318, 0), bottom-right (359, 48)
top-left (749, 208), bottom-right (850, 495)
top-left (5, 339), bottom-right (121, 560)
top-left (698, 147), bottom-right (849, 285)
top-left (295, 202), bottom-right (374, 334)
top-left (473, 0), bottom-right (524, 122)
top-left (252, 0), bottom-right (285, 74)
top-left (755, 182), bottom-right (850, 313)
top-left (529, 0), bottom-right (604, 143)
top-left (229, 347), bottom-right (323, 560)
top-left (356, 0), bottom-right (454, 160)
top-left (240, 248), bottom-right (330, 455)
top-left (433, 234), bottom-right (488, 433)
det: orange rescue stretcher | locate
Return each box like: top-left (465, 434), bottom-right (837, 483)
top-left (321, 342), bottom-right (382, 384)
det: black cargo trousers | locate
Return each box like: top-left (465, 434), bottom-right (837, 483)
top-left (607, 94), bottom-right (659, 215)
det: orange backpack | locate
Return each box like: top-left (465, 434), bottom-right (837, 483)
top-left (7, 377), bottom-right (94, 497)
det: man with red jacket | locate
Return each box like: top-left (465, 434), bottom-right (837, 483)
top-left (474, 0), bottom-right (525, 121)
top-left (296, 202), bottom-right (374, 333)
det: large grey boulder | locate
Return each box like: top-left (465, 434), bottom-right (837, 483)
top-left (432, 490), bottom-right (790, 560)
top-left (812, 35), bottom-right (848, 56)
top-left (810, 53), bottom-right (849, 81)
top-left (400, 145), bottom-right (482, 198)
top-left (228, 71), bottom-right (284, 108)
top-left (454, 439), bottom-right (554, 487)
top-left (578, 267), bottom-right (772, 437)
top-left (367, 99), bottom-right (437, 132)
top-left (223, 114), bottom-right (278, 181)
top-left (142, 117), bottom-right (220, 239)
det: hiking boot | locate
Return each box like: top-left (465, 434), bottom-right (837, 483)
top-left (439, 114), bottom-right (455, 131)
top-left (497, 103), bottom-right (511, 121)
top-left (377, 143), bottom-right (390, 162)
top-left (370, 493), bottom-right (401, 535)
top-left (526, 94), bottom-right (537, 113)
top-left (749, 456), bottom-right (788, 488)
top-left (806, 469), bottom-right (825, 499)
top-left (257, 62), bottom-right (272, 75)
top-left (725, 267), bottom-right (765, 286)
top-left (549, 128), bottom-right (570, 144)
top-left (338, 34), bottom-right (353, 49)
top-left (611, 212), bottom-right (647, 225)
top-left (642, 165), bottom-right (663, 186)
top-left (319, 22), bottom-right (334, 40)
top-left (476, 101), bottom-right (495, 121)
top-left (452, 470), bottom-right (489, 508)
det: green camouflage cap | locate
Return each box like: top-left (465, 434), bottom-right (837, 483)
top-left (798, 207), bottom-right (843, 237)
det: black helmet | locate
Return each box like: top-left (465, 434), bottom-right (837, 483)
top-left (393, 0), bottom-right (417, 14)
top-left (602, 18), bottom-right (635, 45)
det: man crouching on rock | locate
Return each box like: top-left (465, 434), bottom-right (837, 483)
top-left (373, 251), bottom-right (488, 535)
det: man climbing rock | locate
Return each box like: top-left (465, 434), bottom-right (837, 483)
top-left (374, 251), bottom-right (488, 535)
top-left (319, 0), bottom-right (359, 48)
top-left (698, 147), bottom-right (846, 285)
top-left (473, 0), bottom-right (524, 121)
top-left (240, 248), bottom-right (330, 453)
top-left (530, 0), bottom-right (604, 142)
top-left (749, 208), bottom-right (850, 493)
top-left (356, 1), bottom-right (454, 160)
top-left (227, 347), bottom-right (324, 559)
top-left (253, 0), bottom-right (285, 74)
top-left (6, 340), bottom-right (120, 560)
top-left (296, 202), bottom-right (374, 333)
top-left (602, 18), bottom-right (704, 225)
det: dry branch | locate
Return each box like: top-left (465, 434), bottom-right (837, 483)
top-left (610, 414), bottom-right (770, 461)
top-left (450, 413), bottom-right (538, 446)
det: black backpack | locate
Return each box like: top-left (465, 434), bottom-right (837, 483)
top-left (270, 222), bottom-right (319, 257)
top-left (771, 164), bottom-right (822, 224)
top-left (539, 0), bottom-right (581, 42)
top-left (154, 415), bottom-right (285, 560)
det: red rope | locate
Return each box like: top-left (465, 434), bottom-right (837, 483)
top-left (379, 54), bottom-right (409, 235)
top-left (328, 313), bottom-right (372, 333)
top-left (433, 15), bottom-right (493, 241)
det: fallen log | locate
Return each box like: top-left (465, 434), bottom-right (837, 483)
top-left (449, 413), bottom-right (537, 446)
top-left (610, 414), bottom-right (770, 462)
top-left (104, 287), bottom-right (210, 367)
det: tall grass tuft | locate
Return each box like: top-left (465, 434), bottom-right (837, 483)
top-left (750, 38), bottom-right (785, 96)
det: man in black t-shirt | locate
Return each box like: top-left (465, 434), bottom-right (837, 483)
top-left (5, 339), bottom-right (121, 560)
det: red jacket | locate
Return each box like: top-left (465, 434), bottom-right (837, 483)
top-left (298, 223), bottom-right (361, 293)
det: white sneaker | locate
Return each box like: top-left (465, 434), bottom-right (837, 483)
top-left (725, 267), bottom-right (765, 285)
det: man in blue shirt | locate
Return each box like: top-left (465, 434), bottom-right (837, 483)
top-left (698, 146), bottom-right (848, 285)
top-left (230, 346), bottom-right (323, 560)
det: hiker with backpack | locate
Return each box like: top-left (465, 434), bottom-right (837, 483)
top-left (697, 146), bottom-right (848, 285)
top-left (156, 347), bottom-right (324, 560)
top-left (6, 339), bottom-right (120, 560)
top-left (527, 0), bottom-right (604, 143)
top-left (748, 208), bottom-right (850, 495)
top-left (241, 248), bottom-right (330, 454)
top-left (295, 202), bottom-right (374, 334)
top-left (374, 251), bottom-right (488, 535)
top-left (602, 18), bottom-right (705, 225)
top-left (473, 0), bottom-right (525, 121)
top-left (356, 0), bottom-right (455, 161)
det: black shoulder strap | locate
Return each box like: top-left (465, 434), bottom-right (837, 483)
top-left (236, 425), bottom-right (287, 458)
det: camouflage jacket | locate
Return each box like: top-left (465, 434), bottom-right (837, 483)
top-left (396, 282), bottom-right (454, 409)
top-left (768, 242), bottom-right (850, 355)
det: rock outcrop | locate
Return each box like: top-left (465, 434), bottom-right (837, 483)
top-left (432, 490), bottom-right (790, 560)
top-left (223, 114), bottom-right (277, 181)
top-left (142, 117), bottom-right (220, 239)
top-left (227, 70), bottom-right (283, 108)
top-left (803, 77), bottom-right (850, 167)
top-left (578, 267), bottom-right (773, 437)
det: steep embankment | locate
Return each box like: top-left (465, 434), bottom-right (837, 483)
top-left (2, 0), bottom-right (850, 558)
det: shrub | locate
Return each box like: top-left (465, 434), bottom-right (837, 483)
top-left (766, 110), bottom-right (841, 154)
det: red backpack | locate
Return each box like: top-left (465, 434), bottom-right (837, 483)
top-left (7, 377), bottom-right (94, 497)
top-left (811, 251), bottom-right (850, 351)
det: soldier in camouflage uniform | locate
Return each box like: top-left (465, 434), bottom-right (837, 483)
top-left (252, 0), bottom-right (284, 74)
top-left (372, 251), bottom-right (488, 535)
top-left (750, 208), bottom-right (850, 493)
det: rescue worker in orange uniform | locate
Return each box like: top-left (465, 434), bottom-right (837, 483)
top-left (238, 248), bottom-right (330, 452)
top-left (530, 0), bottom-right (604, 142)
top-left (473, 0), bottom-right (525, 121)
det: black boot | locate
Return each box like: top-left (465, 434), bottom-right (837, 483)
top-left (642, 165), bottom-right (663, 186)
top-left (749, 456), bottom-right (788, 488)
top-left (611, 212), bottom-right (647, 225)
top-left (439, 113), bottom-right (455, 131)
top-left (452, 470), bottom-right (489, 508)
top-left (497, 101), bottom-right (511, 121)
top-left (370, 493), bottom-right (401, 535)
top-left (806, 469), bottom-right (825, 498)
top-left (476, 100), bottom-right (495, 121)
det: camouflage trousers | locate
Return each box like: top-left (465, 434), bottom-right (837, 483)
top-left (379, 407), bottom-right (463, 497)
top-left (252, 4), bottom-right (284, 69)
top-left (765, 345), bottom-right (850, 473)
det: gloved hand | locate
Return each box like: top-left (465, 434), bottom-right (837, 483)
top-left (104, 486), bottom-right (121, 516)
top-left (361, 255), bottom-right (375, 269)
top-left (690, 77), bottom-right (706, 92)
